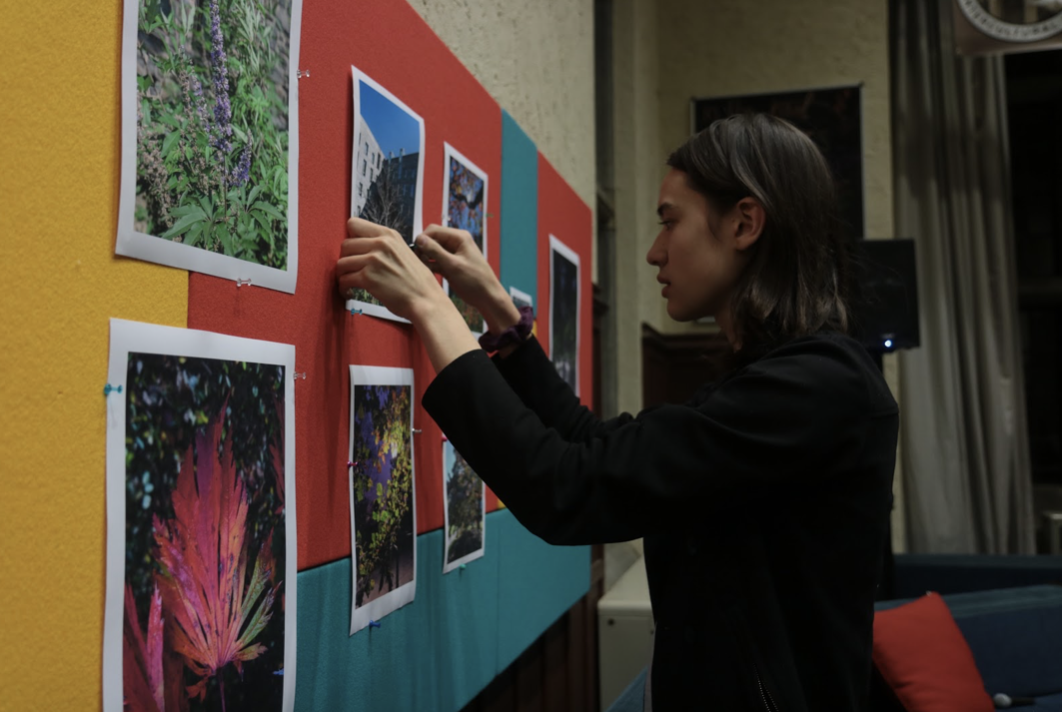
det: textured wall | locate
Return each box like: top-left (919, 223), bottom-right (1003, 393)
top-left (0, 4), bottom-right (189, 710)
top-left (406, 0), bottom-right (597, 212)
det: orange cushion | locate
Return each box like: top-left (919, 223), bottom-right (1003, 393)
top-left (872, 593), bottom-right (994, 712)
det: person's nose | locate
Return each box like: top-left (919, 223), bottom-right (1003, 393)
top-left (646, 231), bottom-right (667, 267)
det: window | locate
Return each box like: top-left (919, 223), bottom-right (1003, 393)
top-left (364, 142), bottom-right (369, 153)
top-left (358, 183), bottom-right (363, 197)
top-left (362, 159), bottom-right (367, 176)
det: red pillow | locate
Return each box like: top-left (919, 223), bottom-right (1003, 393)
top-left (872, 593), bottom-right (994, 712)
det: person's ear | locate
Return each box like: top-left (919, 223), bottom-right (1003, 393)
top-left (733, 196), bottom-right (765, 251)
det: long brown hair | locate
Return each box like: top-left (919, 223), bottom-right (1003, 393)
top-left (667, 113), bottom-right (851, 359)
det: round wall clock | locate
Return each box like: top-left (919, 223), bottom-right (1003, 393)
top-left (956, 0), bottom-right (1062, 42)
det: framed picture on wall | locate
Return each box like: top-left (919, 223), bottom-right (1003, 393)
top-left (117, 0), bottom-right (303, 293)
top-left (347, 66), bottom-right (426, 323)
top-left (348, 365), bottom-right (417, 634)
top-left (103, 319), bottom-right (297, 712)
top-left (441, 438), bottom-right (486, 573)
top-left (441, 142), bottom-right (489, 336)
top-left (691, 85), bottom-right (865, 240)
top-left (549, 235), bottom-right (580, 397)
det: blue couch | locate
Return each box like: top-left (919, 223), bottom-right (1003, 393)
top-left (606, 554), bottom-right (1062, 712)
top-left (874, 584), bottom-right (1062, 711)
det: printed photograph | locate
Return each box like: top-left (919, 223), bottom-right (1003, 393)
top-left (692, 86), bottom-right (864, 240)
top-left (442, 439), bottom-right (485, 573)
top-left (349, 366), bottom-right (416, 634)
top-left (550, 236), bottom-right (580, 396)
top-left (103, 320), bottom-right (296, 712)
top-left (347, 68), bottom-right (425, 322)
top-left (118, 0), bottom-right (302, 292)
top-left (509, 286), bottom-right (533, 310)
top-left (442, 143), bottom-right (488, 335)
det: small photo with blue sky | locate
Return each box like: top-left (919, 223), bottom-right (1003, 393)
top-left (359, 80), bottom-right (422, 163)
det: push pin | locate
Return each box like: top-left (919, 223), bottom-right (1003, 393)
top-left (412, 429), bottom-right (422, 434)
top-left (442, 435), bottom-right (449, 442)
top-left (460, 564), bottom-right (467, 571)
top-left (293, 372), bottom-right (307, 381)
top-left (103, 384), bottom-right (123, 396)
top-left (350, 308), bottom-right (363, 316)
top-left (297, 69), bottom-right (310, 79)
top-left (368, 620), bottom-right (381, 629)
top-left (347, 460), bottom-right (358, 468)
top-left (236, 278), bottom-right (252, 287)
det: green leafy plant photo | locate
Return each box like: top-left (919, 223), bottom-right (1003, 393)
top-left (135, 0), bottom-right (292, 269)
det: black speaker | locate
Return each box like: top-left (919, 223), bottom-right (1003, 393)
top-left (850, 238), bottom-right (920, 353)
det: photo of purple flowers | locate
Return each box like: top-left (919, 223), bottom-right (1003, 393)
top-left (348, 365), bottom-right (416, 634)
top-left (442, 143), bottom-right (488, 335)
top-left (118, 0), bottom-right (302, 292)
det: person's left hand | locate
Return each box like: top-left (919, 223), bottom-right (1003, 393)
top-left (337, 217), bottom-right (445, 321)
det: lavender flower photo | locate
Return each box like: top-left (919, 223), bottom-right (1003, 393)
top-left (117, 0), bottom-right (303, 293)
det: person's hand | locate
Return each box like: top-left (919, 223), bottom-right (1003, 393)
top-left (412, 225), bottom-right (503, 311)
top-left (337, 218), bottom-right (445, 322)
top-left (412, 225), bottom-right (519, 333)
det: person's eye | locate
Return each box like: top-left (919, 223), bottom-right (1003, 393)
top-left (658, 220), bottom-right (673, 228)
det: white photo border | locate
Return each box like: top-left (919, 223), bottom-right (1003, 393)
top-left (116, 2), bottom-right (302, 293)
top-left (103, 318), bottom-right (297, 712)
top-left (346, 66), bottom-right (426, 324)
top-left (348, 365), bottom-right (417, 634)
top-left (508, 285), bottom-right (533, 310)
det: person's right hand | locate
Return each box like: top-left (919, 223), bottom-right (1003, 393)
top-left (413, 224), bottom-right (504, 314)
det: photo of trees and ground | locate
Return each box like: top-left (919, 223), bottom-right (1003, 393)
top-left (551, 247), bottom-right (579, 393)
top-left (351, 384), bottom-right (415, 607)
top-left (445, 152), bottom-right (487, 334)
top-left (693, 87), bottom-right (864, 240)
top-left (123, 353), bottom-right (287, 711)
top-left (134, 0), bottom-right (294, 269)
top-left (443, 440), bottom-right (484, 569)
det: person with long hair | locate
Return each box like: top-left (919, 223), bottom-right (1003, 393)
top-left (336, 113), bottom-right (898, 711)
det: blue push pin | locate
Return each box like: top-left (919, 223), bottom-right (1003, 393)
top-left (350, 308), bottom-right (363, 316)
top-left (368, 620), bottom-right (381, 629)
top-left (103, 384), bottom-right (122, 396)
top-left (460, 564), bottom-right (467, 571)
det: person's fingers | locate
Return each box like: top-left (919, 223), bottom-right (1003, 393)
top-left (347, 216), bottom-right (398, 239)
top-left (340, 236), bottom-right (389, 257)
top-left (412, 233), bottom-right (455, 267)
top-left (421, 224), bottom-right (472, 253)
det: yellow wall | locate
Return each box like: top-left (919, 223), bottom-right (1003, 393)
top-left (1, 4), bottom-right (188, 709)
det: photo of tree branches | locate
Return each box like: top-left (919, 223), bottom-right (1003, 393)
top-left (135, 0), bottom-right (293, 269)
top-left (123, 353), bottom-right (287, 711)
top-left (445, 154), bottom-right (487, 334)
top-left (692, 86), bottom-right (864, 240)
top-left (348, 78), bottom-right (422, 310)
top-left (443, 440), bottom-right (484, 567)
top-left (551, 248), bottom-right (579, 393)
top-left (351, 384), bottom-right (415, 607)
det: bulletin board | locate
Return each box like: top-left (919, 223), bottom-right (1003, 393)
top-left (2, 0), bottom-right (594, 710)
top-left (181, 0), bottom-right (595, 707)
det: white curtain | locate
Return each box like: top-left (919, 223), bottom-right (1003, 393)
top-left (891, 0), bottom-right (1036, 553)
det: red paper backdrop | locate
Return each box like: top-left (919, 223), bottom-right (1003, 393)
top-left (188, 0), bottom-right (592, 571)
top-left (537, 154), bottom-right (595, 410)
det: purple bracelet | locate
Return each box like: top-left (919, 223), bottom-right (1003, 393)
top-left (479, 306), bottom-right (534, 352)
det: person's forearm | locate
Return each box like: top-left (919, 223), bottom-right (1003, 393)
top-left (410, 294), bottom-right (482, 374)
top-left (477, 282), bottom-right (522, 335)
